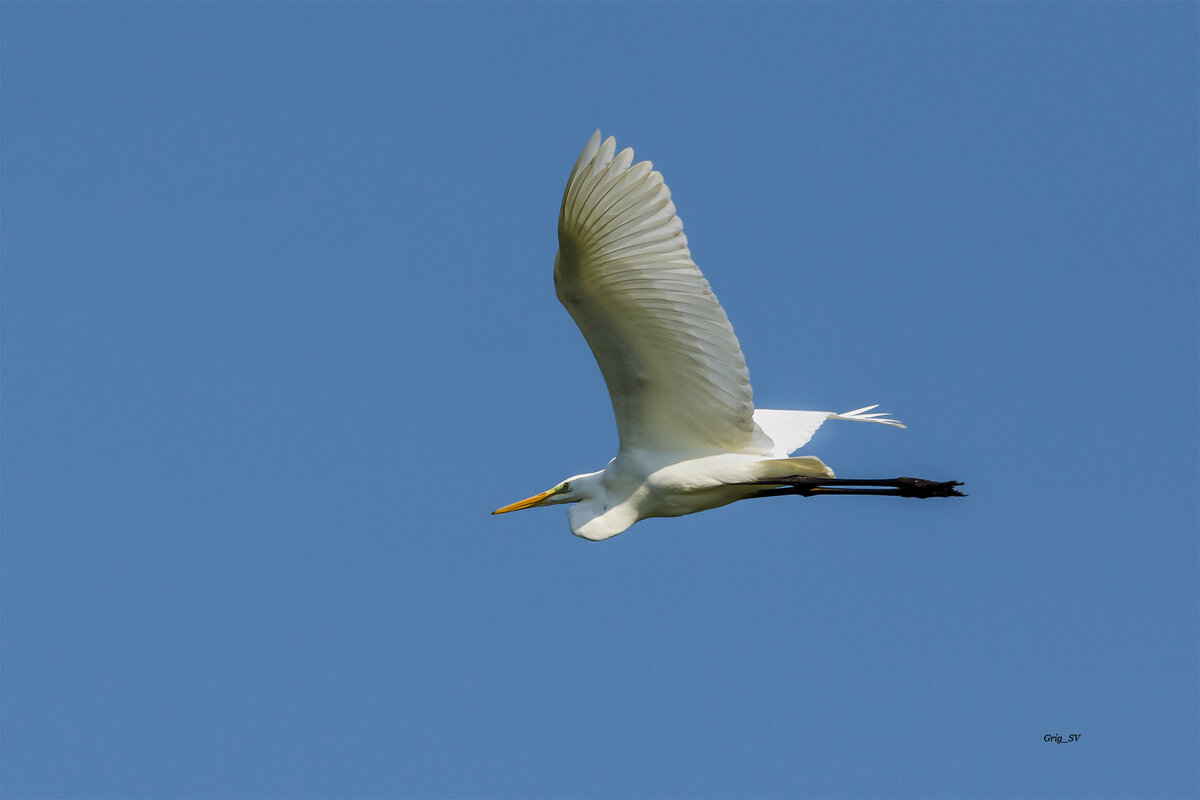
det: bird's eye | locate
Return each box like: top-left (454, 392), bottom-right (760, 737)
top-left (559, 482), bottom-right (571, 493)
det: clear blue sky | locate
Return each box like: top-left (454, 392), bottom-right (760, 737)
top-left (3, 3), bottom-right (1197, 798)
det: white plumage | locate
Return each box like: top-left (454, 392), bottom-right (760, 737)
top-left (494, 131), bottom-right (915, 540)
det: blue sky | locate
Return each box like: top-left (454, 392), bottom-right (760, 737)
top-left (3, 3), bottom-right (1197, 798)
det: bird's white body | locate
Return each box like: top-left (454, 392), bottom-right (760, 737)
top-left (561, 451), bottom-right (827, 540)
top-left (494, 131), bottom-right (906, 539)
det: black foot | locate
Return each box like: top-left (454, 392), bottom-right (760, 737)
top-left (888, 477), bottom-right (966, 498)
top-left (739, 476), bottom-right (966, 499)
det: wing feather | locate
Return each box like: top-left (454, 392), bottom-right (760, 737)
top-left (554, 131), bottom-right (757, 455)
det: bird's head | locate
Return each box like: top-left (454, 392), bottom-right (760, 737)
top-left (492, 472), bottom-right (600, 515)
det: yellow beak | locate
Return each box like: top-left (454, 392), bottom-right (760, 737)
top-left (492, 487), bottom-right (558, 515)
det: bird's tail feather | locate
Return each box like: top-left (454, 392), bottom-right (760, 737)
top-left (752, 405), bottom-right (904, 457)
top-left (828, 405), bottom-right (906, 428)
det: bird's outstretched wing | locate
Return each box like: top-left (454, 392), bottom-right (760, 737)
top-left (554, 131), bottom-right (756, 455)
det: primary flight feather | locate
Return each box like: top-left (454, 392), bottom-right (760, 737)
top-left (494, 131), bottom-right (962, 540)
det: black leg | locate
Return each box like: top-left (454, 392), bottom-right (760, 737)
top-left (739, 476), bottom-right (966, 499)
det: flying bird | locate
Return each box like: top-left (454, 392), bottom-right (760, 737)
top-left (494, 131), bottom-right (962, 540)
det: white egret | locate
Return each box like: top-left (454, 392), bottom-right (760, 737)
top-left (494, 131), bottom-right (962, 540)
